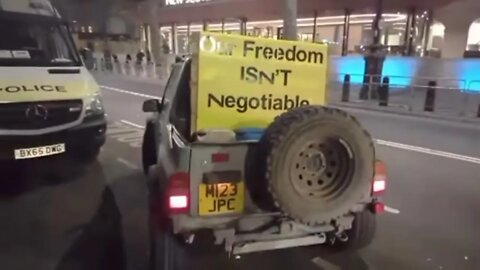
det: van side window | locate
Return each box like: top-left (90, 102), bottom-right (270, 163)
top-left (169, 62), bottom-right (191, 141)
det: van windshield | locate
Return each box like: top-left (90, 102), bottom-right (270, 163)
top-left (0, 18), bottom-right (81, 67)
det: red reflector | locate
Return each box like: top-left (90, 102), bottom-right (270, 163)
top-left (374, 160), bottom-right (387, 177)
top-left (212, 152), bottom-right (229, 163)
top-left (372, 160), bottom-right (387, 196)
top-left (372, 202), bottom-right (385, 214)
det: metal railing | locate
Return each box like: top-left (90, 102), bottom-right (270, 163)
top-left (330, 73), bottom-right (480, 119)
top-left (89, 56), bottom-right (177, 80)
top-left (93, 58), bottom-right (158, 78)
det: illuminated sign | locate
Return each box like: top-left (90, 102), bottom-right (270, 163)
top-left (165, 0), bottom-right (212, 6)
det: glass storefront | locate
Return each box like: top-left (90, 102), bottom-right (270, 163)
top-left (158, 12), bottom-right (444, 56)
top-left (467, 19), bottom-right (480, 52)
top-left (152, 5), bottom-right (480, 59)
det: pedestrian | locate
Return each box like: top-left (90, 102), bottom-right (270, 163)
top-left (125, 54), bottom-right (133, 75)
top-left (103, 47), bottom-right (113, 71)
top-left (146, 50), bottom-right (152, 63)
top-left (136, 50), bottom-right (145, 65)
top-left (162, 42), bottom-right (170, 54)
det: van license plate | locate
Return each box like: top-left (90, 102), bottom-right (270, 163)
top-left (199, 182), bottom-right (244, 216)
top-left (14, 144), bottom-right (66, 160)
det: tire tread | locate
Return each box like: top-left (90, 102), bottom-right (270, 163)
top-left (257, 105), bottom-right (375, 225)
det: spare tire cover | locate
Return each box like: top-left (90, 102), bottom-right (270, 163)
top-left (254, 106), bottom-right (375, 225)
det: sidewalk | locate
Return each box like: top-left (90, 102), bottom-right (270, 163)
top-left (92, 71), bottom-right (165, 85)
top-left (331, 101), bottom-right (480, 125)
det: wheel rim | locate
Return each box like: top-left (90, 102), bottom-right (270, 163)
top-left (289, 137), bottom-right (355, 202)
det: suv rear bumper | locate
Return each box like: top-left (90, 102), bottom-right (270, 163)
top-left (169, 200), bottom-right (379, 234)
top-left (0, 115), bottom-right (106, 160)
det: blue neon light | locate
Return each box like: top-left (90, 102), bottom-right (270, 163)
top-left (334, 56), bottom-right (418, 87)
top-left (382, 57), bottom-right (418, 86)
top-left (335, 56), bottom-right (365, 83)
top-left (453, 59), bottom-right (480, 92)
top-left (334, 56), bottom-right (480, 92)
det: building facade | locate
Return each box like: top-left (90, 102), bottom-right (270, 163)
top-left (54, 0), bottom-right (480, 59)
top-left (134, 0), bottom-right (480, 59)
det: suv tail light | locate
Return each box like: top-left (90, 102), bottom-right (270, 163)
top-left (372, 160), bottom-right (387, 196)
top-left (169, 195), bottom-right (188, 209)
top-left (167, 172), bottom-right (190, 214)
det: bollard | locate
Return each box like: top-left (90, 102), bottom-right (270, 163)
top-left (370, 81), bottom-right (379, 100)
top-left (378, 77), bottom-right (389, 106)
top-left (341, 74), bottom-right (351, 102)
top-left (477, 104), bottom-right (480, 118)
top-left (359, 85), bottom-right (369, 100)
top-left (424, 80), bottom-right (436, 112)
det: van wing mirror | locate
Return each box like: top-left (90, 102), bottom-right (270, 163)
top-left (143, 99), bottom-right (161, 112)
top-left (143, 99), bottom-right (170, 113)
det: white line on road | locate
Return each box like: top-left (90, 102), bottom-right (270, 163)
top-left (100, 85), bottom-right (480, 165)
top-left (116, 158), bottom-right (139, 170)
top-left (312, 257), bottom-right (341, 270)
top-left (376, 139), bottom-right (480, 165)
top-left (121, 120), bottom-right (145, 129)
top-left (101, 85), bottom-right (161, 99)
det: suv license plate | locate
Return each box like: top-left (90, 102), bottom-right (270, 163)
top-left (199, 182), bottom-right (244, 216)
top-left (14, 144), bottom-right (66, 160)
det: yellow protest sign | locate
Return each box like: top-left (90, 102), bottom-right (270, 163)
top-left (193, 32), bottom-right (328, 131)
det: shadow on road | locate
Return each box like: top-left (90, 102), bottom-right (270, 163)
top-left (314, 249), bottom-right (371, 269)
top-left (231, 246), bottom-right (371, 270)
top-left (0, 155), bottom-right (373, 270)
top-left (55, 186), bottom-right (127, 270)
top-left (0, 156), bottom-right (133, 270)
top-left (0, 156), bottom-right (91, 197)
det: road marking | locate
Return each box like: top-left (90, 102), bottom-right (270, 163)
top-left (107, 121), bottom-right (143, 148)
top-left (107, 122), bottom-right (139, 135)
top-left (121, 120), bottom-right (145, 129)
top-left (100, 85), bottom-right (480, 165)
top-left (113, 120), bottom-right (480, 165)
top-left (101, 85), bottom-right (161, 99)
top-left (312, 257), bottom-right (341, 270)
top-left (376, 139), bottom-right (480, 165)
top-left (117, 158), bottom-right (139, 170)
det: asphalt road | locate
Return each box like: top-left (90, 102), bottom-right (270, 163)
top-left (0, 73), bottom-right (479, 270)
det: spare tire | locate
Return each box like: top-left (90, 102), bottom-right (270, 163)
top-left (253, 106), bottom-right (375, 225)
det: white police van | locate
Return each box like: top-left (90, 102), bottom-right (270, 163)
top-left (0, 0), bottom-right (106, 162)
